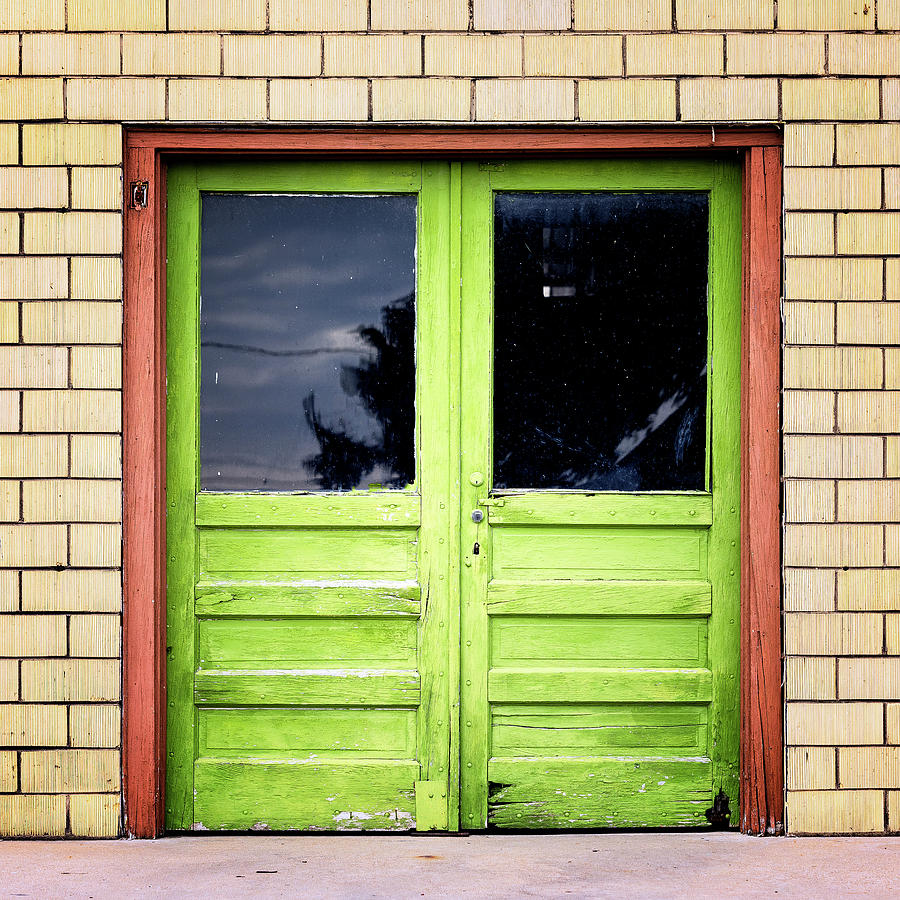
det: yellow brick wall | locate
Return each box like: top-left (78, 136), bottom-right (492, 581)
top-left (1, 0), bottom-right (899, 837)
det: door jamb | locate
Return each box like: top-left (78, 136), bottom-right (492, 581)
top-left (122, 126), bottom-right (783, 837)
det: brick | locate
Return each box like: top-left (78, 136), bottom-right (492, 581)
top-left (0, 480), bottom-right (18, 521)
top-left (883, 351), bottom-right (900, 390)
top-left (838, 124), bottom-right (900, 166)
top-left (68, 0), bottom-right (165, 30)
top-left (24, 212), bottom-right (121, 256)
top-left (71, 346), bottom-right (121, 389)
top-left (0, 347), bottom-right (68, 389)
top-left (677, 0), bottom-right (773, 28)
top-left (578, 79), bottom-right (676, 122)
top-left (779, 0), bottom-right (873, 30)
top-left (838, 212), bottom-right (900, 256)
top-left (785, 656), bottom-right (836, 700)
top-left (0, 35), bottom-right (15, 75)
top-left (888, 260), bottom-right (900, 302)
top-left (888, 615), bottom-right (900, 654)
top-left (168, 79), bottom-right (266, 122)
top-left (839, 657), bottom-right (900, 699)
top-left (70, 615), bottom-right (120, 657)
top-left (23, 480), bottom-right (122, 523)
top-left (22, 34), bottom-right (120, 76)
top-left (838, 393), bottom-right (900, 434)
top-left (0, 125), bottom-right (15, 165)
top-left (21, 658), bottom-right (119, 702)
top-left (784, 348), bottom-right (882, 390)
top-left (0, 570), bottom-right (15, 611)
top-left (787, 790), bottom-right (883, 834)
top-left (785, 258), bottom-right (881, 302)
top-left (71, 435), bottom-right (121, 479)
top-left (425, 35), bottom-right (522, 77)
top-left (727, 33), bottom-right (823, 76)
top-left (70, 794), bottom-right (120, 838)
top-left (0, 257), bottom-right (67, 300)
top-left (0, 614), bottom-right (66, 657)
top-left (575, 0), bottom-right (669, 30)
top-left (270, 80), bottom-right (368, 122)
top-left (889, 704), bottom-right (900, 743)
top-left (69, 704), bottom-right (120, 748)
top-left (882, 2), bottom-right (900, 29)
top-left (627, 35), bottom-right (723, 76)
top-left (0, 660), bottom-right (15, 700)
top-left (66, 78), bottom-right (165, 121)
top-left (888, 526), bottom-right (900, 564)
top-left (0, 525), bottom-right (66, 567)
top-left (837, 304), bottom-right (900, 345)
top-left (839, 481), bottom-right (900, 522)
top-left (0, 749), bottom-right (14, 790)
top-left (23, 124), bottom-right (122, 167)
top-left (0, 436), bottom-right (67, 478)
top-left (787, 747), bottom-right (836, 791)
top-left (0, 79), bottom-right (63, 121)
top-left (473, 0), bottom-right (569, 30)
top-left (838, 570), bottom-right (900, 611)
top-left (784, 480), bottom-right (834, 523)
top-left (0, 795), bottom-right (66, 837)
top-left (0, 211), bottom-right (17, 253)
top-left (784, 567), bottom-right (835, 612)
top-left (774, 399), bottom-right (823, 444)
top-left (72, 169), bottom-right (122, 211)
top-left (476, 80), bottom-right (574, 122)
top-left (783, 524), bottom-right (882, 567)
top-left (783, 302), bottom-right (834, 345)
top-left (23, 390), bottom-right (121, 433)
top-left (783, 79), bottom-right (878, 122)
top-left (21, 748), bottom-right (119, 793)
top-left (885, 170), bottom-right (900, 210)
top-left (170, 0), bottom-right (266, 30)
top-left (0, 390), bottom-right (17, 431)
top-left (123, 33), bottom-right (220, 76)
top-left (372, 80), bottom-right (469, 122)
top-left (887, 437), bottom-right (900, 476)
top-left (525, 35), bottom-right (622, 77)
top-left (0, 0), bottom-right (65, 29)
top-left (784, 612), bottom-right (882, 655)
top-left (839, 747), bottom-right (900, 789)
top-left (23, 302), bottom-right (121, 344)
top-left (0, 304), bottom-right (15, 342)
top-left (680, 78), bottom-right (777, 122)
top-left (0, 168), bottom-right (68, 210)
top-left (325, 35), bottom-right (420, 77)
top-left (785, 124), bottom-right (834, 167)
top-left (830, 34), bottom-right (900, 76)
top-left (882, 82), bottom-right (900, 122)
top-left (0, 704), bottom-right (66, 746)
top-left (223, 35), bottom-right (321, 77)
top-left (371, 0), bottom-right (468, 30)
top-left (72, 258), bottom-right (122, 300)
top-left (270, 0), bottom-right (367, 30)
top-left (784, 168), bottom-right (880, 212)
top-left (70, 523), bottom-right (121, 567)
top-left (785, 213), bottom-right (834, 257)
top-left (22, 570), bottom-right (121, 613)
top-left (890, 791), bottom-right (900, 832)
top-left (786, 702), bottom-right (883, 745)
top-left (786, 436), bottom-right (882, 478)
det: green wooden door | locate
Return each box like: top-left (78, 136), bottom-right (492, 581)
top-left (166, 158), bottom-right (741, 832)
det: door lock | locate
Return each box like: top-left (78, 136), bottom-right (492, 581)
top-left (471, 509), bottom-right (484, 523)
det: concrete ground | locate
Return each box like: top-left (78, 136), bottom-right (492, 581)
top-left (1, 833), bottom-right (898, 899)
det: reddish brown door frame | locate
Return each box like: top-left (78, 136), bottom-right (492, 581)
top-left (122, 126), bottom-right (783, 838)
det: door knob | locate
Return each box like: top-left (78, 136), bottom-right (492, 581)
top-left (471, 509), bottom-right (484, 523)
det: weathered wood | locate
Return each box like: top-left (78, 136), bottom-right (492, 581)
top-left (194, 581), bottom-right (421, 617)
top-left (486, 580), bottom-right (712, 615)
top-left (488, 667), bottom-right (714, 704)
top-left (196, 492), bottom-right (420, 528)
top-left (488, 491), bottom-right (713, 526)
top-left (487, 757), bottom-right (713, 828)
top-left (193, 760), bottom-right (419, 831)
top-left (740, 145), bottom-right (784, 836)
top-left (194, 669), bottom-right (421, 706)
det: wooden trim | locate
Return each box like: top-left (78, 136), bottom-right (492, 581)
top-left (122, 126), bottom-right (783, 837)
top-left (740, 145), bottom-right (784, 835)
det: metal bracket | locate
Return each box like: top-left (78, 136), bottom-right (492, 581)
top-left (477, 497), bottom-right (505, 507)
top-left (414, 780), bottom-right (448, 831)
top-left (129, 181), bottom-right (149, 210)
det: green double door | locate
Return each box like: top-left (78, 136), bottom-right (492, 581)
top-left (166, 159), bottom-right (741, 832)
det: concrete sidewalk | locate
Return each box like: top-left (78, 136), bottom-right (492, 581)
top-left (1, 832), bottom-right (898, 899)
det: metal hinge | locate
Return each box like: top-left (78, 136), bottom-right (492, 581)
top-left (129, 181), bottom-right (149, 210)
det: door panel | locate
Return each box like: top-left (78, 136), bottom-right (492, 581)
top-left (166, 161), bottom-right (454, 832)
top-left (459, 160), bottom-right (741, 830)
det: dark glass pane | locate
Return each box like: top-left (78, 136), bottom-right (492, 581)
top-left (199, 193), bottom-right (416, 492)
top-left (493, 191), bottom-right (709, 492)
